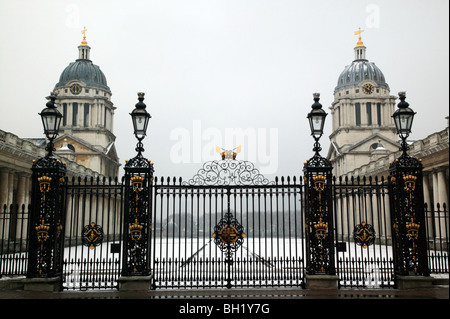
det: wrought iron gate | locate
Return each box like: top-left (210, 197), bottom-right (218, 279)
top-left (61, 176), bottom-right (123, 290)
top-left (4, 158), bottom-right (447, 290)
top-left (150, 158), bottom-right (306, 289)
top-left (332, 176), bottom-right (395, 288)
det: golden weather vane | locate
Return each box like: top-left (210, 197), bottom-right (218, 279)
top-left (354, 27), bottom-right (364, 47)
top-left (81, 26), bottom-right (88, 46)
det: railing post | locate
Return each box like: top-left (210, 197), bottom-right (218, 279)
top-left (26, 156), bottom-right (66, 289)
top-left (389, 153), bottom-right (431, 287)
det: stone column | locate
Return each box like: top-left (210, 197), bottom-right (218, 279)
top-left (422, 174), bottom-right (431, 207)
top-left (422, 174), bottom-right (433, 238)
top-left (7, 170), bottom-right (15, 209)
top-left (16, 173), bottom-right (28, 208)
top-left (432, 171), bottom-right (439, 209)
top-left (0, 169), bottom-right (9, 209)
top-left (437, 170), bottom-right (448, 208)
top-left (436, 170), bottom-right (449, 240)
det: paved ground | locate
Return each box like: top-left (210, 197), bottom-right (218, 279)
top-left (0, 286), bottom-right (449, 299)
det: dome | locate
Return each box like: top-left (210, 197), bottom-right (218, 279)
top-left (335, 60), bottom-right (389, 92)
top-left (54, 59), bottom-right (110, 91)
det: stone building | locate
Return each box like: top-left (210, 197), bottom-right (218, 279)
top-left (52, 30), bottom-right (120, 178)
top-left (327, 31), bottom-right (449, 210)
top-left (327, 30), bottom-right (399, 177)
top-left (0, 31), bottom-right (120, 209)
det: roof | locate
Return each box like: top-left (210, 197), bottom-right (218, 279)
top-left (54, 59), bottom-right (110, 91)
top-left (335, 60), bottom-right (389, 92)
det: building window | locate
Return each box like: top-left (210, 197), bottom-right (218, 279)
top-left (377, 103), bottom-right (382, 125)
top-left (85, 89), bottom-right (89, 93)
top-left (72, 102), bottom-right (78, 126)
top-left (356, 89), bottom-right (359, 93)
top-left (366, 102), bottom-right (372, 125)
top-left (355, 103), bottom-right (361, 126)
top-left (62, 103), bottom-right (67, 126)
top-left (84, 103), bottom-right (89, 127)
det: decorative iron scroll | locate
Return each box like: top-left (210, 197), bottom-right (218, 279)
top-left (212, 210), bottom-right (246, 289)
top-left (353, 222), bottom-right (376, 248)
top-left (212, 211), bottom-right (246, 263)
top-left (184, 159), bottom-right (273, 186)
top-left (82, 222), bottom-right (104, 249)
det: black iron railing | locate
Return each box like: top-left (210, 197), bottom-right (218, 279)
top-left (1, 175), bottom-right (448, 289)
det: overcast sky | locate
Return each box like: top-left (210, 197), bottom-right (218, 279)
top-left (0, 0), bottom-right (448, 180)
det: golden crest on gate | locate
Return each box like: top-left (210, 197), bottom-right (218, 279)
top-left (36, 221), bottom-right (50, 243)
top-left (213, 225), bottom-right (245, 245)
top-left (313, 175), bottom-right (326, 193)
top-left (406, 218), bottom-right (420, 241)
top-left (314, 218), bottom-right (328, 240)
top-left (403, 175), bottom-right (417, 193)
top-left (82, 222), bottom-right (104, 249)
top-left (130, 219), bottom-right (144, 242)
top-left (131, 176), bottom-right (145, 193)
top-left (38, 176), bottom-right (52, 193)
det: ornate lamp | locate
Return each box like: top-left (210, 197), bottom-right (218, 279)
top-left (392, 92), bottom-right (416, 154)
top-left (307, 93), bottom-right (327, 155)
top-left (39, 93), bottom-right (62, 156)
top-left (307, 93), bottom-right (327, 138)
top-left (130, 92), bottom-right (151, 141)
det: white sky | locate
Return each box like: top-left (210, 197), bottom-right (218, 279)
top-left (0, 0), bottom-right (448, 180)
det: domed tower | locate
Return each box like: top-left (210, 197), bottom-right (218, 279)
top-left (327, 30), bottom-right (399, 176)
top-left (52, 29), bottom-right (120, 177)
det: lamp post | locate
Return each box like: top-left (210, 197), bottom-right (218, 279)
top-left (307, 93), bottom-right (327, 156)
top-left (389, 92), bottom-right (429, 280)
top-left (121, 93), bottom-right (154, 284)
top-left (392, 91), bottom-right (416, 155)
top-left (130, 92), bottom-right (151, 158)
top-left (39, 93), bottom-right (63, 157)
top-left (303, 93), bottom-right (336, 284)
top-left (27, 93), bottom-right (66, 283)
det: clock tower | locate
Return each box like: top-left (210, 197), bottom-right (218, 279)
top-left (327, 30), bottom-right (399, 177)
top-left (51, 29), bottom-right (120, 177)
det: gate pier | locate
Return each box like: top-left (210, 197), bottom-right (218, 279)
top-left (303, 94), bottom-right (338, 290)
top-left (119, 93), bottom-right (155, 290)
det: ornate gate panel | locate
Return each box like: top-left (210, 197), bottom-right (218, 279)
top-left (61, 176), bottom-right (124, 290)
top-left (150, 156), bottom-right (306, 289)
top-left (333, 176), bottom-right (395, 288)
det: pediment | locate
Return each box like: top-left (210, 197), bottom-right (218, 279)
top-left (54, 135), bottom-right (98, 154)
top-left (345, 133), bottom-right (398, 153)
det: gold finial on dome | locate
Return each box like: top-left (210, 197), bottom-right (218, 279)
top-left (354, 27), bottom-right (364, 47)
top-left (81, 27), bottom-right (88, 46)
